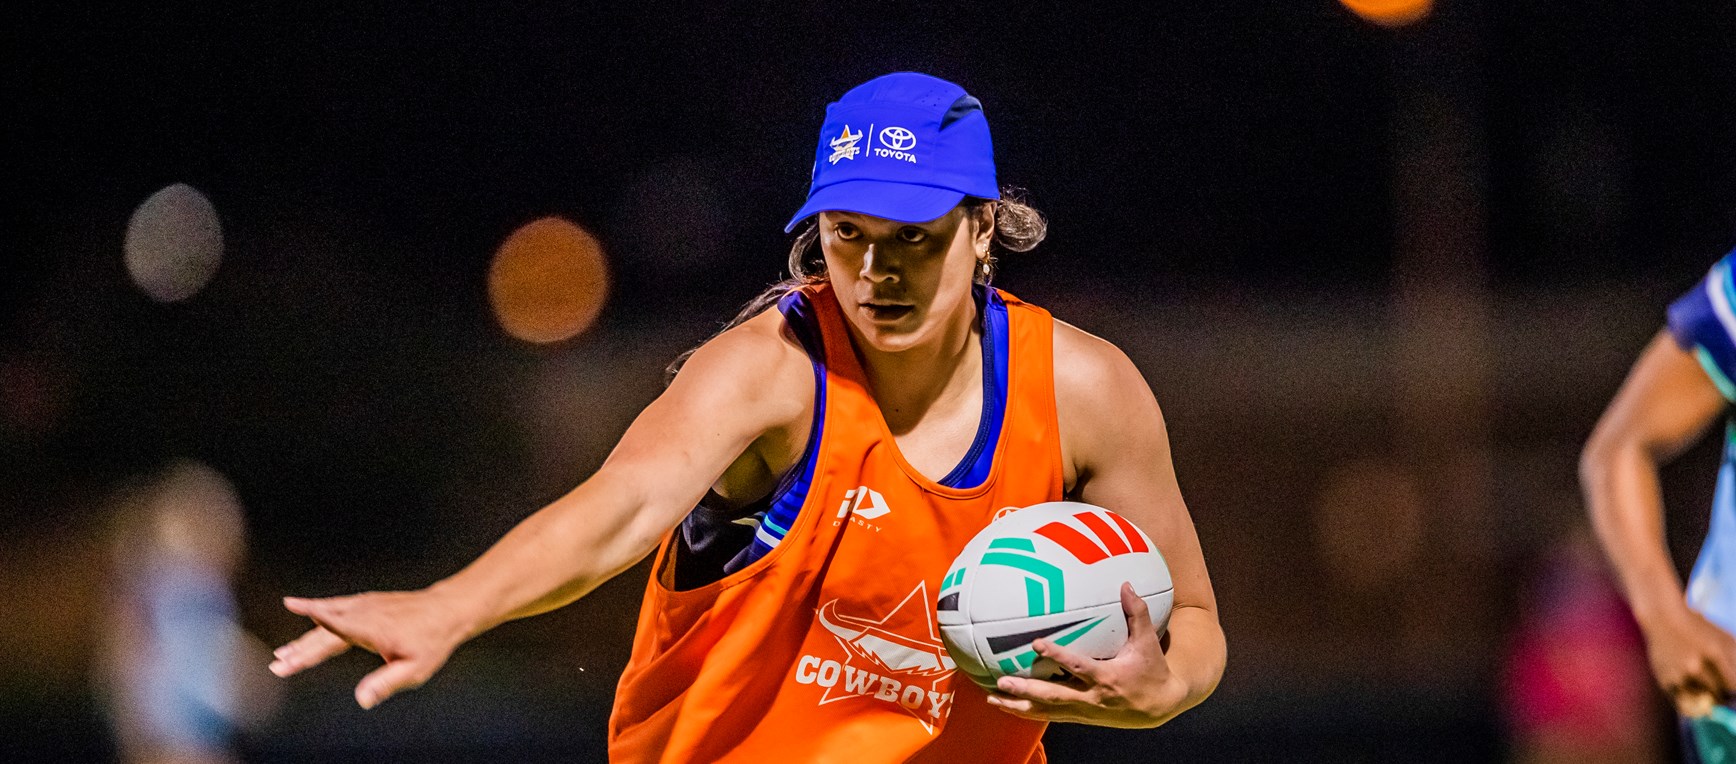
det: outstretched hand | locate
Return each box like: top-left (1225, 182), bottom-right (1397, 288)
top-left (986, 582), bottom-right (1185, 728)
top-left (270, 589), bottom-right (470, 710)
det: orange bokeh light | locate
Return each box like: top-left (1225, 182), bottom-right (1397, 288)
top-left (1339, 0), bottom-right (1432, 27)
top-left (488, 217), bottom-right (610, 344)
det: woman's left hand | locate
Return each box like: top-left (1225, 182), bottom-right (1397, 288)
top-left (985, 582), bottom-right (1186, 728)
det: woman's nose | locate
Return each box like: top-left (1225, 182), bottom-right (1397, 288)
top-left (860, 243), bottom-right (898, 282)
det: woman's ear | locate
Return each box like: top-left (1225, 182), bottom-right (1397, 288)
top-left (974, 202), bottom-right (998, 252)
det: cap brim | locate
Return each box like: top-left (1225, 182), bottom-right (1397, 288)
top-left (783, 180), bottom-right (967, 233)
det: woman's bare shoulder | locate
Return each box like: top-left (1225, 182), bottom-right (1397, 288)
top-left (1051, 319), bottom-right (1152, 408)
top-left (672, 302), bottom-right (816, 426)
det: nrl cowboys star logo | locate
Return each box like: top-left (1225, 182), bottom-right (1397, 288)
top-left (793, 581), bottom-right (958, 733)
top-left (828, 125), bottom-right (862, 164)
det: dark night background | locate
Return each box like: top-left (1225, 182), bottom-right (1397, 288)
top-left (5, 1), bottom-right (1736, 761)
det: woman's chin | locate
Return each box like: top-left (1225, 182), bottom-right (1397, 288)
top-left (854, 324), bottom-right (928, 354)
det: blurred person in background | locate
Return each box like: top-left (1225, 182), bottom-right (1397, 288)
top-left (267, 72), bottom-right (1225, 762)
top-left (1582, 246), bottom-right (1736, 759)
top-left (1501, 523), bottom-right (1660, 763)
top-left (96, 459), bottom-right (279, 764)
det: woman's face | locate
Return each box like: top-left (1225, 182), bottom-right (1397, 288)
top-left (818, 205), bottom-right (992, 354)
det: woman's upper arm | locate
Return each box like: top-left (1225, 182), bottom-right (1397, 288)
top-left (1586, 330), bottom-right (1727, 466)
top-left (1055, 323), bottom-right (1218, 616)
top-left (598, 313), bottom-right (813, 537)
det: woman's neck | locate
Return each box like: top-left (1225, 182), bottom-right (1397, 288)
top-left (852, 299), bottom-right (984, 435)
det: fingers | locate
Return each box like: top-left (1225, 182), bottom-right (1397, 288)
top-left (270, 625), bottom-right (351, 677)
top-left (996, 672), bottom-right (1094, 706)
top-left (1031, 637), bottom-right (1106, 684)
top-left (283, 595), bottom-right (326, 618)
top-left (987, 633), bottom-right (1108, 720)
top-left (986, 690), bottom-right (1095, 724)
top-left (1706, 649), bottom-right (1736, 700)
top-left (1121, 582), bottom-right (1157, 643)
top-left (355, 659), bottom-right (434, 710)
top-left (1679, 688), bottom-right (1719, 719)
top-left (985, 693), bottom-right (1050, 719)
top-left (276, 590), bottom-right (453, 710)
top-left (282, 595), bottom-right (376, 652)
top-left (1664, 666), bottom-right (1728, 719)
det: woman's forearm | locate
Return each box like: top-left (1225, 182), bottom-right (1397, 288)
top-left (1582, 440), bottom-right (1687, 626)
top-left (1581, 331), bottom-right (1729, 626)
top-left (1160, 605), bottom-right (1225, 715)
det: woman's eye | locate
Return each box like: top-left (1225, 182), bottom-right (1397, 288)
top-left (897, 228), bottom-right (927, 243)
top-left (834, 224), bottom-right (860, 240)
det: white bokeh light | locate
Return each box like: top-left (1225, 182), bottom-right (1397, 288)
top-left (124, 183), bottom-right (224, 303)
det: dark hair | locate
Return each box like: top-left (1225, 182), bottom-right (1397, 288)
top-left (666, 188), bottom-right (1046, 379)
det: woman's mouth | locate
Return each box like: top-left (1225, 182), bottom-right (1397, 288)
top-left (861, 303), bottom-right (915, 322)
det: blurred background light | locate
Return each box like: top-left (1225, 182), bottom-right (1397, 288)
top-left (487, 217), bottom-right (610, 344)
top-left (1339, 0), bottom-right (1433, 27)
top-left (124, 183), bottom-right (223, 303)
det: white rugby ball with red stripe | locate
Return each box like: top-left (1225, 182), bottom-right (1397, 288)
top-left (935, 501), bottom-right (1173, 691)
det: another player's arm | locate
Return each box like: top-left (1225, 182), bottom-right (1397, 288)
top-left (1582, 330), bottom-right (1732, 708)
top-left (989, 322), bottom-right (1225, 728)
top-left (270, 313), bottom-right (811, 708)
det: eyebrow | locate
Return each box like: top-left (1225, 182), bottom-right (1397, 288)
top-left (827, 213), bottom-right (952, 231)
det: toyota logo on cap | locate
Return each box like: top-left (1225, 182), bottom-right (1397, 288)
top-left (879, 126), bottom-right (916, 151)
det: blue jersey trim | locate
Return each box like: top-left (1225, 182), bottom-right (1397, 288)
top-left (938, 285), bottom-right (1009, 489)
top-left (743, 290), bottom-right (828, 564)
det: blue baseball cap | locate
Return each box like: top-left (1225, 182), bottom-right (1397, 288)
top-left (784, 72), bottom-right (999, 233)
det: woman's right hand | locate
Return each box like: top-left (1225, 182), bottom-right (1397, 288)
top-left (269, 588), bottom-right (474, 709)
top-left (1640, 604), bottom-right (1736, 716)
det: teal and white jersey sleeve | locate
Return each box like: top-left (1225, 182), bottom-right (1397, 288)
top-left (1669, 250), bottom-right (1736, 402)
top-left (1673, 249), bottom-right (1736, 634)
